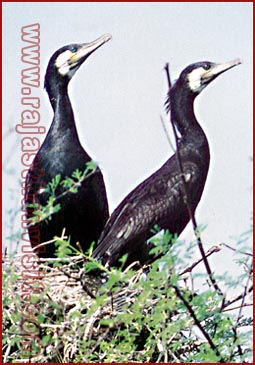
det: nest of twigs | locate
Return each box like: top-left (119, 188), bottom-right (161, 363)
top-left (2, 253), bottom-right (152, 363)
top-left (2, 241), bottom-right (253, 363)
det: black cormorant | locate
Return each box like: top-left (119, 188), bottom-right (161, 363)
top-left (25, 34), bottom-right (111, 258)
top-left (92, 58), bottom-right (241, 268)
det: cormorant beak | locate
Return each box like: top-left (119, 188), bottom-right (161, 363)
top-left (203, 58), bottom-right (242, 83)
top-left (70, 34), bottom-right (112, 68)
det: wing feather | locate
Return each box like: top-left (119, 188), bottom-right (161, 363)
top-left (93, 159), bottom-right (201, 262)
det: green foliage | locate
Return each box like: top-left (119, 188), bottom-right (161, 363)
top-left (27, 161), bottom-right (98, 225)
top-left (2, 227), bottom-right (253, 363)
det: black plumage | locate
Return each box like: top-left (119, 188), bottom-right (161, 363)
top-left (92, 58), bottom-right (241, 268)
top-left (25, 34), bottom-right (111, 258)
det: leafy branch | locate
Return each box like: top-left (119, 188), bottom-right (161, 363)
top-left (27, 161), bottom-right (98, 226)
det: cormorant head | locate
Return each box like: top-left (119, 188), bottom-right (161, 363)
top-left (179, 58), bottom-right (242, 95)
top-left (44, 34), bottom-right (112, 91)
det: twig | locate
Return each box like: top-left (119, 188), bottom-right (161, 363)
top-left (145, 324), bottom-right (181, 363)
top-left (228, 260), bottom-right (253, 360)
top-left (235, 260), bottom-right (253, 325)
top-left (221, 258), bottom-right (253, 361)
top-left (230, 326), bottom-right (243, 361)
top-left (180, 244), bottom-right (222, 276)
top-left (164, 63), bottom-right (223, 297)
top-left (3, 343), bottom-right (12, 364)
top-left (221, 242), bottom-right (253, 257)
top-left (57, 265), bottom-right (96, 299)
top-left (30, 237), bottom-right (67, 255)
top-left (223, 303), bottom-right (253, 313)
top-left (83, 307), bottom-right (102, 341)
top-left (223, 284), bottom-right (253, 310)
top-left (84, 328), bottom-right (111, 361)
top-left (51, 167), bottom-right (99, 203)
top-left (167, 335), bottom-right (182, 363)
top-left (27, 166), bottom-right (99, 227)
top-left (160, 115), bottom-right (175, 152)
top-left (173, 285), bottom-right (225, 362)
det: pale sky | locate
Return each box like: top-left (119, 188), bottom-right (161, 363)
top-left (2, 2), bottom-right (253, 279)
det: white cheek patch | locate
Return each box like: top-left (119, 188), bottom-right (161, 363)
top-left (55, 50), bottom-right (73, 76)
top-left (187, 67), bottom-right (206, 92)
top-left (55, 50), bottom-right (71, 68)
top-left (59, 65), bottom-right (70, 76)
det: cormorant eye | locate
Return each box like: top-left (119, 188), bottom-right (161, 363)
top-left (203, 64), bottom-right (211, 71)
top-left (70, 46), bottom-right (77, 53)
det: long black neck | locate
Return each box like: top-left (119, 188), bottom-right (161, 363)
top-left (170, 83), bottom-right (206, 145)
top-left (45, 78), bottom-right (80, 143)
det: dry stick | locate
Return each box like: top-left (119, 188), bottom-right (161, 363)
top-left (223, 303), bottom-right (253, 312)
top-left (221, 242), bottom-right (253, 257)
top-left (160, 115), bottom-right (175, 152)
top-left (164, 63), bottom-right (223, 297)
top-left (179, 244), bottom-right (222, 276)
top-left (223, 284), bottom-right (253, 310)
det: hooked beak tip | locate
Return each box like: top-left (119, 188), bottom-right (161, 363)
top-left (233, 58), bottom-right (242, 66)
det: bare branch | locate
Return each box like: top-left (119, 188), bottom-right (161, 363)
top-left (160, 115), bottom-right (175, 152)
top-left (180, 244), bottom-right (222, 276)
top-left (221, 242), bottom-right (253, 257)
top-left (223, 303), bottom-right (253, 313)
